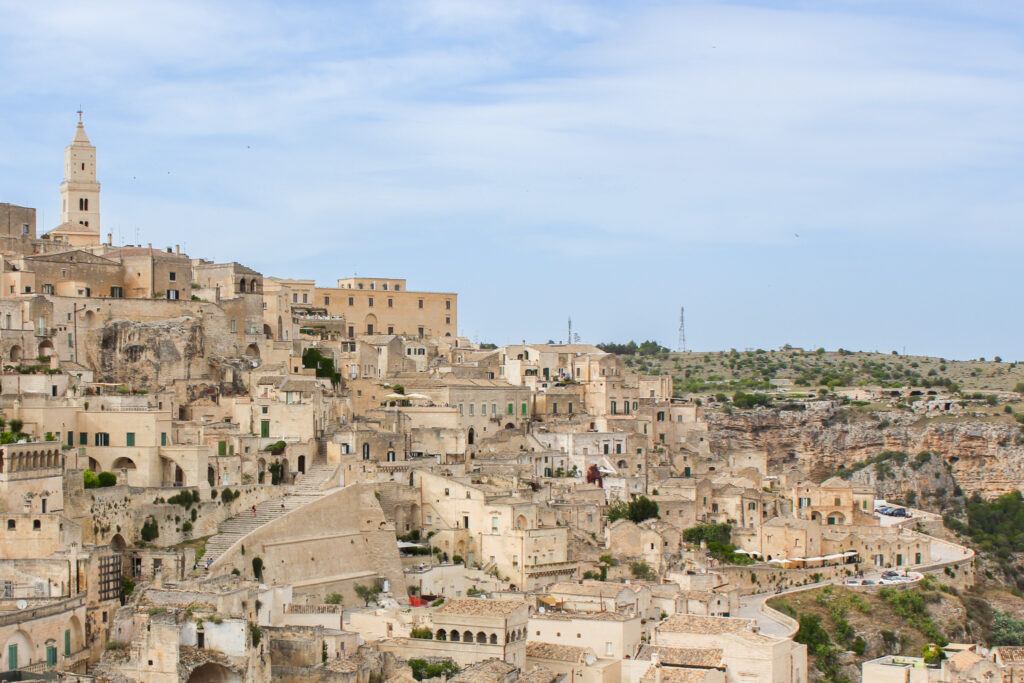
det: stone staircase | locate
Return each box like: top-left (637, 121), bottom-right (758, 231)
top-left (200, 462), bottom-right (339, 574)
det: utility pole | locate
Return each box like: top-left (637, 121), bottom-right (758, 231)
top-left (72, 303), bottom-right (88, 363)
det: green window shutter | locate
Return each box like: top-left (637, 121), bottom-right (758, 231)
top-left (67, 431), bottom-right (73, 447)
top-left (9, 643), bottom-right (18, 669)
top-left (229, 444), bottom-right (235, 455)
top-left (217, 441), bottom-right (227, 456)
top-left (261, 421), bottom-right (270, 438)
top-left (161, 432), bottom-right (167, 446)
top-left (65, 629), bottom-right (71, 656)
top-left (126, 432), bottom-right (135, 447)
top-left (521, 403), bottom-right (527, 415)
top-left (79, 432), bottom-right (87, 445)
top-left (507, 403), bottom-right (513, 415)
top-left (47, 646), bottom-right (57, 666)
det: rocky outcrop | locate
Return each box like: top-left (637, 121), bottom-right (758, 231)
top-left (707, 404), bottom-right (1024, 498)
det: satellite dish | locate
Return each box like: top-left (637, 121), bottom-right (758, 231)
top-left (16, 599), bottom-right (27, 610)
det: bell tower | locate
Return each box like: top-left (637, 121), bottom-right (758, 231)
top-left (59, 111), bottom-right (101, 237)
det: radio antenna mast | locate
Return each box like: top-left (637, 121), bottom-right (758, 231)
top-left (678, 306), bottom-right (686, 352)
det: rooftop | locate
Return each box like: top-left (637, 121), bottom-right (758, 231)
top-left (548, 581), bottom-right (632, 598)
top-left (642, 666), bottom-right (713, 683)
top-left (526, 641), bottom-right (594, 663)
top-left (637, 645), bottom-right (724, 668)
top-left (657, 614), bottom-right (755, 635)
top-left (434, 598), bottom-right (525, 617)
top-left (449, 658), bottom-right (517, 682)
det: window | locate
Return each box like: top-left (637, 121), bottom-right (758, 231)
top-left (445, 300), bottom-right (451, 310)
top-left (507, 403), bottom-right (514, 415)
top-left (6, 520), bottom-right (13, 530)
top-left (388, 326), bottom-right (394, 335)
top-left (33, 519), bottom-right (41, 530)
top-left (79, 197), bottom-right (88, 210)
top-left (166, 289), bottom-right (179, 300)
top-left (42, 283), bottom-right (54, 294)
top-left (382, 283), bottom-right (388, 290)
top-left (110, 286), bottom-right (123, 298)
top-left (348, 297), bottom-right (354, 306)
top-left (126, 432), bottom-right (135, 447)
top-left (521, 402), bottom-right (528, 415)
top-left (302, 293), bottom-right (308, 303)
top-left (168, 271), bottom-right (176, 282)
top-left (368, 297), bottom-right (373, 307)
top-left (394, 284), bottom-right (400, 291)
top-left (293, 293), bottom-right (298, 302)
top-left (94, 432), bottom-right (110, 446)
top-left (469, 404), bottom-right (474, 416)
top-left (388, 298), bottom-right (393, 308)
top-left (161, 432), bottom-right (167, 446)
top-left (445, 316), bottom-right (451, 324)
top-left (230, 319), bottom-right (237, 333)
top-left (418, 327), bottom-right (424, 337)
top-left (418, 299), bottom-right (424, 309)
top-left (324, 296), bottom-right (330, 305)
top-left (22, 223), bottom-right (29, 235)
top-left (606, 642), bottom-right (614, 656)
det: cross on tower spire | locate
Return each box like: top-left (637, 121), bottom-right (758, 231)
top-left (76, 107), bottom-right (83, 123)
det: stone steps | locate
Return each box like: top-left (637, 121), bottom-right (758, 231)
top-left (199, 462), bottom-right (338, 573)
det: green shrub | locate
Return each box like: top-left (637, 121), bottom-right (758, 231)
top-left (325, 593), bottom-right (344, 605)
top-left (140, 517), bottom-right (159, 542)
top-left (409, 626), bottom-right (433, 639)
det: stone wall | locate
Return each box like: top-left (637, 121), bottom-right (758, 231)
top-left (209, 484), bottom-right (407, 604)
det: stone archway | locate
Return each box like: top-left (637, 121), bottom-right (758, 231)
top-left (8, 344), bottom-right (22, 363)
top-left (38, 339), bottom-right (54, 358)
top-left (245, 343), bottom-right (260, 360)
top-left (3, 629), bottom-right (32, 670)
top-left (67, 615), bottom-right (84, 653)
top-left (467, 428), bottom-right (475, 446)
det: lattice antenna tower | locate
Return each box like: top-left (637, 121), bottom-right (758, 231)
top-left (678, 306), bottom-right (686, 353)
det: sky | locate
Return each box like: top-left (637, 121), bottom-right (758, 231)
top-left (0, 0), bottom-right (1021, 360)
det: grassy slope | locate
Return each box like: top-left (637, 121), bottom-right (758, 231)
top-left (623, 348), bottom-right (1024, 394)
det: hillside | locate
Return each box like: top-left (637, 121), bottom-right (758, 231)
top-left (768, 577), bottom-right (1024, 683)
top-left (606, 346), bottom-right (1024, 394)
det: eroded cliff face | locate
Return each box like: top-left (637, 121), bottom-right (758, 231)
top-left (706, 405), bottom-right (1024, 498)
top-left (85, 317), bottom-right (206, 388)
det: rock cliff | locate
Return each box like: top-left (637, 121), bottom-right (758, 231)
top-left (706, 404), bottom-right (1024, 498)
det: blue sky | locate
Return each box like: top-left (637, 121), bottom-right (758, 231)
top-left (1, 1), bottom-right (1021, 359)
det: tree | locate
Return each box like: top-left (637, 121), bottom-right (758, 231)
top-left (325, 593), bottom-right (344, 605)
top-left (630, 560), bottom-right (654, 580)
top-left (628, 496), bottom-right (659, 523)
top-left (97, 471), bottom-right (117, 487)
top-left (408, 659), bottom-right (459, 681)
top-left (354, 583), bottom-right (382, 606)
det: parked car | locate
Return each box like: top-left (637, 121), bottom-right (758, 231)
top-left (882, 571), bottom-right (900, 578)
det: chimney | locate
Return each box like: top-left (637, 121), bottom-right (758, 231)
top-left (652, 652), bottom-right (663, 683)
top-left (175, 244), bottom-right (180, 254)
top-left (106, 233), bottom-right (112, 245)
